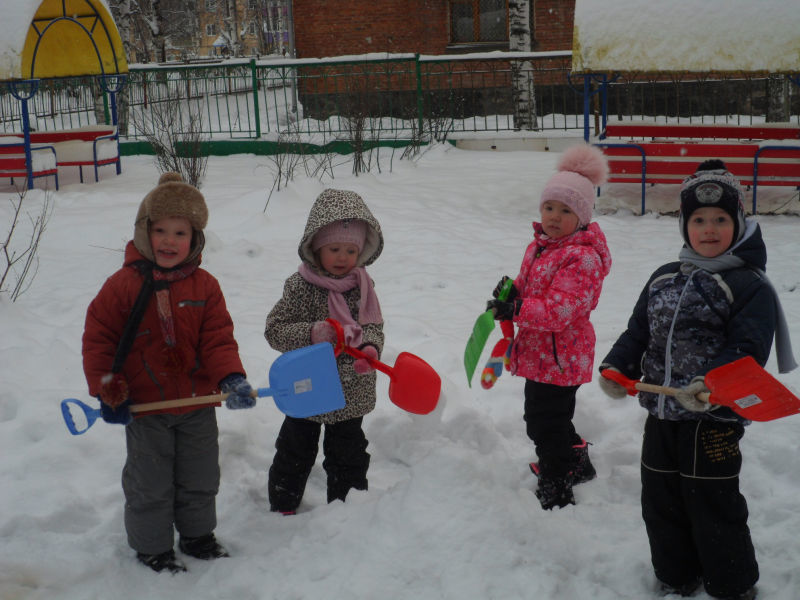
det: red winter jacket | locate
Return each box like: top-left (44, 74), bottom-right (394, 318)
top-left (82, 242), bottom-right (245, 415)
top-left (509, 222), bottom-right (612, 386)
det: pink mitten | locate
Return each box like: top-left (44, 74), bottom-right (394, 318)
top-left (353, 345), bottom-right (379, 374)
top-left (310, 321), bottom-right (338, 345)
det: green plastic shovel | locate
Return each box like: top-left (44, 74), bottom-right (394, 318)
top-left (464, 278), bottom-right (513, 387)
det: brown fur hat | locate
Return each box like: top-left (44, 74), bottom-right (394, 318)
top-left (133, 172), bottom-right (208, 263)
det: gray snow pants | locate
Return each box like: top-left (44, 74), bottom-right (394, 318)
top-left (122, 407), bottom-right (220, 555)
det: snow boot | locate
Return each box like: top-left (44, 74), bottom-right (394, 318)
top-left (571, 438), bottom-right (597, 484)
top-left (178, 533), bottom-right (230, 560)
top-left (529, 439), bottom-right (597, 485)
top-left (535, 475), bottom-right (575, 510)
top-left (137, 549), bottom-right (187, 574)
top-left (658, 577), bottom-right (701, 597)
top-left (715, 588), bottom-right (757, 600)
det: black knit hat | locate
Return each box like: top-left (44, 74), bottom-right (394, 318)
top-left (679, 160), bottom-right (746, 246)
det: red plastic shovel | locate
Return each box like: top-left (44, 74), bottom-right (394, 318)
top-left (601, 356), bottom-right (800, 422)
top-left (326, 318), bottom-right (441, 415)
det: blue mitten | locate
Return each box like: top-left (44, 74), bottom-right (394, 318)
top-left (99, 397), bottom-right (133, 425)
top-left (220, 374), bottom-right (256, 409)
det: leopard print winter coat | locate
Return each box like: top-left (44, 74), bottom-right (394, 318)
top-left (264, 189), bottom-right (384, 424)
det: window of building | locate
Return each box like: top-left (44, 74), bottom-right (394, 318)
top-left (247, 21), bottom-right (258, 36)
top-left (450, 0), bottom-right (508, 43)
top-left (248, 0), bottom-right (258, 8)
top-left (206, 23), bottom-right (217, 36)
top-left (205, 0), bottom-right (217, 11)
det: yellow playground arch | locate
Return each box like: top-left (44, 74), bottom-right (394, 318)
top-left (1, 0), bottom-right (127, 81)
top-left (1, 1), bottom-right (128, 189)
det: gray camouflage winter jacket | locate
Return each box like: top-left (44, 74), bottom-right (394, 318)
top-left (602, 224), bottom-right (776, 423)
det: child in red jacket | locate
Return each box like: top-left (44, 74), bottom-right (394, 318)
top-left (487, 145), bottom-right (612, 510)
top-left (82, 172), bottom-right (254, 573)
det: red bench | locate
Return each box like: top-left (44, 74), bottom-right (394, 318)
top-left (595, 122), bottom-right (800, 213)
top-left (0, 138), bottom-right (59, 190)
top-left (9, 125), bottom-right (120, 184)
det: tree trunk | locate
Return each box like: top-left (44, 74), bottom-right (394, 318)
top-left (766, 75), bottom-right (790, 122)
top-left (509, 0), bottom-right (537, 131)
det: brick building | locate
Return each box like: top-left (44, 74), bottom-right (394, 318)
top-left (291, 0), bottom-right (576, 58)
top-left (288, 1), bottom-right (577, 124)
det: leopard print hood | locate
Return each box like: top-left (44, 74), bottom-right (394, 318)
top-left (298, 189), bottom-right (383, 268)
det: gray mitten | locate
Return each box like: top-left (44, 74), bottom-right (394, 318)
top-left (674, 376), bottom-right (712, 412)
top-left (598, 365), bottom-right (629, 399)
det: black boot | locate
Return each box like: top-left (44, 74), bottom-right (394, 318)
top-left (178, 533), bottom-right (230, 560)
top-left (136, 549), bottom-right (187, 574)
top-left (529, 439), bottom-right (597, 486)
top-left (535, 475), bottom-right (575, 510)
top-left (658, 577), bottom-right (701, 597)
top-left (571, 438), bottom-right (597, 485)
top-left (716, 588), bottom-right (757, 600)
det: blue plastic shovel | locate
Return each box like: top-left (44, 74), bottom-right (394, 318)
top-left (61, 343), bottom-right (346, 435)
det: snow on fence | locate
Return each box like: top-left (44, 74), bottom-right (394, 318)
top-left (1, 53), bottom-right (799, 143)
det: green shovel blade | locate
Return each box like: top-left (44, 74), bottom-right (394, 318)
top-left (464, 310), bottom-right (496, 386)
top-left (464, 278), bottom-right (514, 387)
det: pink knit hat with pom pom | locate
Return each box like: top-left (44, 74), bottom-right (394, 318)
top-left (539, 144), bottom-right (609, 226)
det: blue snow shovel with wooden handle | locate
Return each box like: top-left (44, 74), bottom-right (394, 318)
top-left (61, 343), bottom-right (345, 435)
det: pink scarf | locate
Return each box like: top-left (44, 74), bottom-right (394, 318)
top-left (151, 261), bottom-right (198, 348)
top-left (298, 263), bottom-right (382, 347)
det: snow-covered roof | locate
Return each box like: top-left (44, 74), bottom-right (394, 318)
top-left (572, 0), bottom-right (800, 73)
top-left (0, 0), bottom-right (127, 81)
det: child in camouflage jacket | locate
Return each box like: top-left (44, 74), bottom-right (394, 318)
top-left (599, 160), bottom-right (795, 600)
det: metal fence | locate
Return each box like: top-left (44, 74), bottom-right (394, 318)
top-left (1, 53), bottom-right (798, 142)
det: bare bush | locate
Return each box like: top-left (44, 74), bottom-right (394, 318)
top-left (1, 189), bottom-right (52, 302)
top-left (264, 124), bottom-right (343, 212)
top-left (131, 98), bottom-right (208, 187)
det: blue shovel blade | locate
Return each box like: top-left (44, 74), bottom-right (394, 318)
top-left (269, 343), bottom-right (345, 418)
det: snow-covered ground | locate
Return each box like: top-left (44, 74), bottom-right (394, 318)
top-left (1, 144), bottom-right (799, 599)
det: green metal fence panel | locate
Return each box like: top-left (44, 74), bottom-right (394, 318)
top-left (2, 54), bottom-right (799, 141)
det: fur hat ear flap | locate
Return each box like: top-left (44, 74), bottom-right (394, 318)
top-left (133, 172), bottom-right (208, 261)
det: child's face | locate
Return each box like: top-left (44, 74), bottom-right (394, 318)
top-left (686, 206), bottom-right (735, 257)
top-left (318, 242), bottom-right (359, 275)
top-left (540, 200), bottom-right (580, 238)
top-left (149, 216), bottom-right (193, 268)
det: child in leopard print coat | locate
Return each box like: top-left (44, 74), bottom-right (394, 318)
top-left (264, 188), bottom-right (384, 513)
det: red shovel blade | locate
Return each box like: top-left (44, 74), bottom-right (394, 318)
top-left (705, 356), bottom-right (800, 422)
top-left (326, 318), bottom-right (441, 415)
top-left (387, 351), bottom-right (441, 415)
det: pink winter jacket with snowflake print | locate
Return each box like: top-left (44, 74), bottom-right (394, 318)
top-left (509, 221), bottom-right (611, 386)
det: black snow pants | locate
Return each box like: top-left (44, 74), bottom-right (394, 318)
top-left (640, 414), bottom-right (758, 598)
top-left (268, 415), bottom-right (369, 512)
top-left (524, 380), bottom-right (582, 479)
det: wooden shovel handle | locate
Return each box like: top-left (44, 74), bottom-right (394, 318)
top-left (129, 389), bottom-right (258, 413)
top-left (632, 381), bottom-right (711, 403)
top-left (600, 369), bottom-right (711, 402)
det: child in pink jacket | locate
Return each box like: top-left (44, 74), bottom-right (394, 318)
top-left (487, 144), bottom-right (612, 509)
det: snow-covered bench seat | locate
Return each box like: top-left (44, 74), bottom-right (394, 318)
top-left (0, 137), bottom-right (59, 190)
top-left (594, 122), bottom-right (800, 213)
top-left (10, 125), bottom-right (120, 183)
